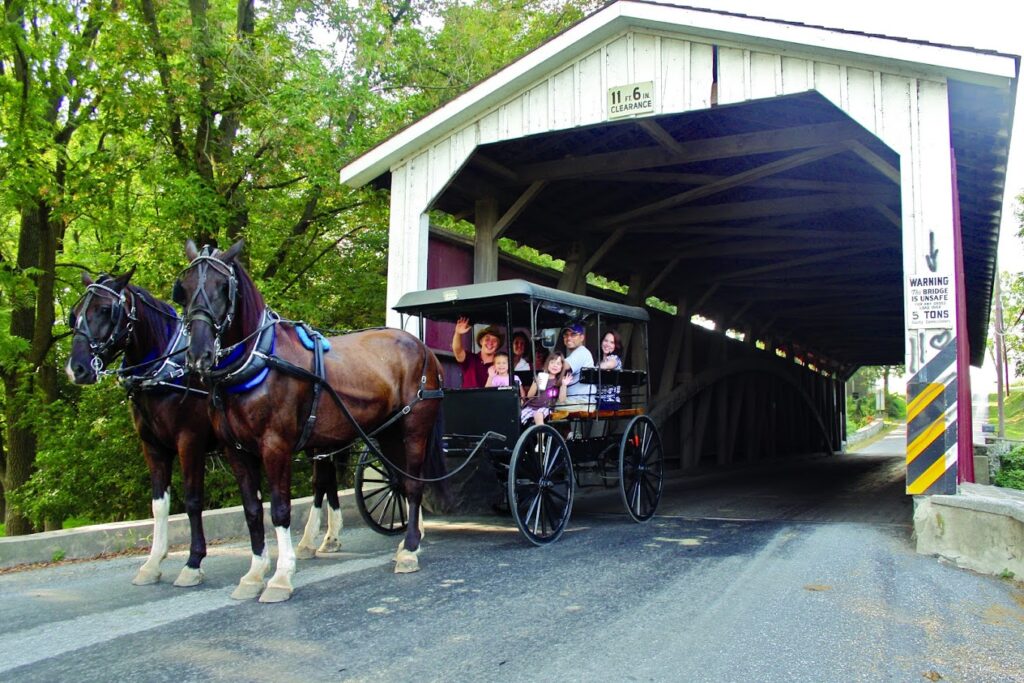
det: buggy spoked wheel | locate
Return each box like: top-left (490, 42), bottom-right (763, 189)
top-left (508, 424), bottom-right (573, 546)
top-left (355, 451), bottom-right (408, 535)
top-left (619, 415), bottom-right (663, 522)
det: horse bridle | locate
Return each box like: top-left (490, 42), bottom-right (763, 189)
top-left (175, 246), bottom-right (238, 342)
top-left (70, 282), bottom-right (137, 372)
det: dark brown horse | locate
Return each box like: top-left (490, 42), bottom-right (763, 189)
top-left (175, 240), bottom-right (446, 602)
top-left (66, 269), bottom-right (226, 587)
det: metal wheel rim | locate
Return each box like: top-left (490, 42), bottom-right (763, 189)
top-left (508, 424), bottom-right (574, 545)
top-left (618, 415), bottom-right (664, 522)
top-left (355, 454), bottom-right (408, 535)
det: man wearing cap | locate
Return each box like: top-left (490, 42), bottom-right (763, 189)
top-left (562, 323), bottom-right (595, 404)
top-left (452, 316), bottom-right (503, 389)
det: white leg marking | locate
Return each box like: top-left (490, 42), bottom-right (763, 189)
top-left (259, 526), bottom-right (296, 603)
top-left (133, 491), bottom-right (170, 586)
top-left (317, 505), bottom-right (343, 554)
top-left (295, 503), bottom-right (321, 560)
top-left (394, 538), bottom-right (421, 574)
top-left (231, 549), bottom-right (270, 600)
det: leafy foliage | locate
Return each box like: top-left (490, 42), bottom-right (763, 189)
top-left (1, 0), bottom-right (597, 532)
top-left (994, 443), bottom-right (1024, 491)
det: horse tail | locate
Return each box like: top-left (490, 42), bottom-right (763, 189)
top-left (423, 403), bottom-right (452, 512)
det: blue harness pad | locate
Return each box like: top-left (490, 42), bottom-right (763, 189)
top-left (296, 325), bottom-right (331, 352)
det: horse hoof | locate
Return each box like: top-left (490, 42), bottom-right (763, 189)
top-left (258, 585), bottom-right (293, 603)
top-left (231, 580), bottom-right (265, 600)
top-left (317, 537), bottom-right (342, 555)
top-left (294, 544), bottom-right (317, 560)
top-left (173, 566), bottom-right (205, 587)
top-left (132, 567), bottom-right (161, 585)
top-left (394, 548), bottom-right (420, 574)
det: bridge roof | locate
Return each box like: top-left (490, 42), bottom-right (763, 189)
top-left (342, 1), bottom-right (1019, 372)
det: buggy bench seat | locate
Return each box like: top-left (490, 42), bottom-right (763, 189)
top-left (550, 368), bottom-right (647, 421)
top-left (550, 406), bottom-right (643, 421)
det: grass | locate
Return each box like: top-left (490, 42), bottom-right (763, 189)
top-left (0, 523), bottom-right (4, 537)
top-left (988, 384), bottom-right (1024, 440)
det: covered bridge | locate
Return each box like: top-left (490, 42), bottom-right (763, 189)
top-left (340, 1), bottom-right (1019, 495)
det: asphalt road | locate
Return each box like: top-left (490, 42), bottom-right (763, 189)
top-left (2, 452), bottom-right (1023, 682)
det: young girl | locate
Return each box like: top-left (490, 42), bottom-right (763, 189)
top-left (520, 352), bottom-right (571, 425)
top-left (598, 330), bottom-right (623, 409)
top-left (485, 352), bottom-right (521, 391)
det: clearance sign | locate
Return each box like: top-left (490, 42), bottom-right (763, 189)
top-left (907, 273), bottom-right (954, 328)
top-left (608, 81), bottom-right (655, 119)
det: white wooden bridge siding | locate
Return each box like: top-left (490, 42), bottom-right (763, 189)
top-left (385, 29), bottom-right (955, 354)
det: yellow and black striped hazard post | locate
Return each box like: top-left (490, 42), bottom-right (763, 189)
top-left (906, 339), bottom-right (958, 495)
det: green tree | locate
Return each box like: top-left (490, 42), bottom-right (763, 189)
top-left (1, 0), bottom-right (604, 532)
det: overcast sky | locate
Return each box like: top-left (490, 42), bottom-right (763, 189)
top-left (686, 0), bottom-right (1024, 271)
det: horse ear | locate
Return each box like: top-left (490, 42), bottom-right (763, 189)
top-left (81, 271), bottom-right (94, 286)
top-left (186, 239), bottom-right (199, 261)
top-left (222, 239), bottom-right (245, 263)
top-left (112, 265), bottom-right (136, 290)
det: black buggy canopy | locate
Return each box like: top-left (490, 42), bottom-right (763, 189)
top-left (392, 279), bottom-right (650, 329)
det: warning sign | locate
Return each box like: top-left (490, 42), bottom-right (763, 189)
top-left (907, 274), bottom-right (954, 329)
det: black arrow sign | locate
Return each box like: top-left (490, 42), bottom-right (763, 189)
top-left (925, 231), bottom-right (939, 272)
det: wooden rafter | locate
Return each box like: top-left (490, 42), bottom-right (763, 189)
top-left (581, 226), bottom-right (627, 274)
top-left (636, 119), bottom-right (686, 154)
top-left (874, 203), bottom-right (901, 228)
top-left (708, 245), bottom-right (889, 281)
top-left (514, 120), bottom-right (867, 182)
top-left (595, 142), bottom-right (851, 228)
top-left (624, 191), bottom-right (894, 226)
top-left (471, 153), bottom-right (519, 182)
top-left (592, 170), bottom-right (895, 196)
top-left (845, 140), bottom-right (900, 184)
top-left (493, 181), bottom-right (547, 240)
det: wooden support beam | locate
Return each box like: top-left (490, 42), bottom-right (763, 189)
top-left (622, 191), bottom-right (894, 227)
top-left (596, 143), bottom-right (851, 229)
top-left (708, 245), bottom-right (888, 281)
top-left (658, 296), bottom-right (688, 398)
top-left (471, 153), bottom-right (519, 183)
top-left (515, 120), bottom-right (867, 182)
top-left (557, 241), bottom-right (587, 294)
top-left (874, 203), bottom-right (902, 228)
top-left (473, 198), bottom-right (500, 284)
top-left (643, 255), bottom-right (683, 298)
top-left (593, 170), bottom-right (896, 196)
top-left (581, 226), bottom-right (627, 274)
top-left (493, 181), bottom-right (547, 240)
top-left (636, 119), bottom-right (686, 155)
top-left (845, 140), bottom-right (900, 184)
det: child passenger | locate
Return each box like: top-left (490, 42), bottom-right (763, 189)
top-left (520, 352), bottom-right (571, 425)
top-left (485, 352), bottom-right (521, 391)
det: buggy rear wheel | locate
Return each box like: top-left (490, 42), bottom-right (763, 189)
top-left (355, 451), bottom-right (408, 535)
top-left (508, 424), bottom-right (573, 546)
top-left (618, 415), bottom-right (664, 522)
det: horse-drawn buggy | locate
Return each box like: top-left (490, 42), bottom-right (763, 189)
top-left (356, 279), bottom-right (664, 546)
top-left (66, 241), bottom-right (662, 602)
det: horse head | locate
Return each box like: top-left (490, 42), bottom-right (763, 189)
top-left (66, 267), bottom-right (137, 384)
top-left (176, 239), bottom-right (245, 375)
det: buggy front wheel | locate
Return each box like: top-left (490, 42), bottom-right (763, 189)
top-left (355, 452), bottom-right (408, 535)
top-left (508, 424), bottom-right (573, 546)
top-left (618, 415), bottom-right (664, 522)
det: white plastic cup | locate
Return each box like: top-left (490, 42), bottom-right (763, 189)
top-left (537, 372), bottom-right (549, 390)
